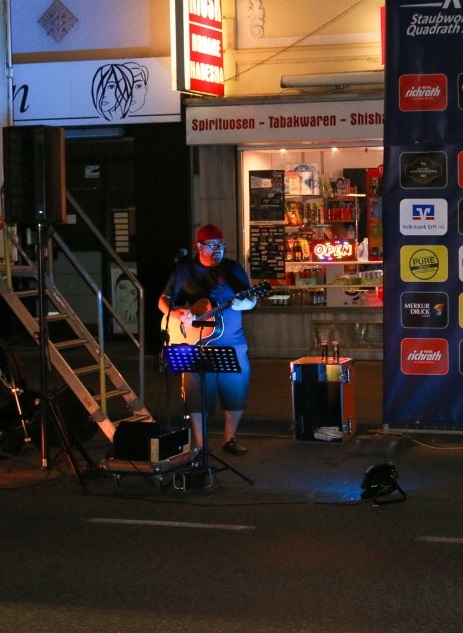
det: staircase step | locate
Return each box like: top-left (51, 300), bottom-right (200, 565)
top-left (114, 414), bottom-right (154, 425)
top-left (94, 389), bottom-right (130, 401)
top-left (46, 313), bottom-right (69, 322)
top-left (53, 338), bottom-right (88, 350)
top-left (12, 266), bottom-right (38, 278)
top-left (15, 289), bottom-right (39, 298)
top-left (74, 364), bottom-right (110, 376)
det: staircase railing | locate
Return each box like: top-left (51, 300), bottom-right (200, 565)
top-left (1, 191), bottom-right (146, 406)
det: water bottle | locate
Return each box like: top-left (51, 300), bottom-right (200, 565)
top-left (332, 340), bottom-right (340, 363)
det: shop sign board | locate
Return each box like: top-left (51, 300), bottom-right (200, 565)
top-left (12, 57), bottom-right (181, 126)
top-left (170, 0), bottom-right (224, 97)
top-left (185, 100), bottom-right (384, 145)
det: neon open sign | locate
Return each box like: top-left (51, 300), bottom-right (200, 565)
top-left (312, 240), bottom-right (355, 261)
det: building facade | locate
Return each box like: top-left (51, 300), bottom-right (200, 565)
top-left (0, 0), bottom-right (384, 355)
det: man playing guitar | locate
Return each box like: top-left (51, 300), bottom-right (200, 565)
top-left (158, 224), bottom-right (257, 455)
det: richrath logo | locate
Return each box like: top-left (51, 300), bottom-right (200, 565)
top-left (399, 74), bottom-right (447, 111)
top-left (401, 338), bottom-right (449, 375)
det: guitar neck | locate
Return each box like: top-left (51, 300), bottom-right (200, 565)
top-left (200, 300), bottom-right (232, 321)
top-left (199, 287), bottom-right (254, 321)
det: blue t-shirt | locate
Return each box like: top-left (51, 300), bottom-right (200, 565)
top-left (163, 257), bottom-right (252, 346)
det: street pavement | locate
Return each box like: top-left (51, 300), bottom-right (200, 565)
top-left (2, 343), bottom-right (463, 633)
top-left (2, 342), bottom-right (463, 506)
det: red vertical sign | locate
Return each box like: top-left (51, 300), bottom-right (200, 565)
top-left (380, 6), bottom-right (386, 66)
top-left (171, 0), bottom-right (224, 97)
top-left (187, 1), bottom-right (224, 96)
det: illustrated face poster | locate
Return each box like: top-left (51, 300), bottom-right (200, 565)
top-left (111, 265), bottom-right (138, 334)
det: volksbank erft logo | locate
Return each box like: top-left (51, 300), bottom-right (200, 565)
top-left (412, 205), bottom-right (434, 220)
top-left (400, 199), bottom-right (447, 235)
top-left (399, 74), bottom-right (447, 111)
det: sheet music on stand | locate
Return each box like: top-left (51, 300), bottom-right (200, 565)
top-left (163, 344), bottom-right (241, 375)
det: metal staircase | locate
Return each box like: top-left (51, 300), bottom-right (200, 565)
top-left (0, 194), bottom-right (153, 443)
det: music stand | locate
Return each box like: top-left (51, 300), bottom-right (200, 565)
top-left (163, 344), bottom-right (254, 486)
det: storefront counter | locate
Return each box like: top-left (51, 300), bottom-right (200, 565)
top-left (243, 305), bottom-right (383, 360)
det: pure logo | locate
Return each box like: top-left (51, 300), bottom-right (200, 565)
top-left (409, 249), bottom-right (439, 280)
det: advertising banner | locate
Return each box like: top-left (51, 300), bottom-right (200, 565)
top-left (384, 0), bottom-right (463, 427)
top-left (12, 57), bottom-right (181, 126)
top-left (185, 100), bottom-right (384, 145)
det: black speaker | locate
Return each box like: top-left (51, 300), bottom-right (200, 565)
top-left (113, 422), bottom-right (191, 462)
top-left (2, 125), bottom-right (67, 224)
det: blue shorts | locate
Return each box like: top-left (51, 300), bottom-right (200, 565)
top-left (183, 345), bottom-right (251, 413)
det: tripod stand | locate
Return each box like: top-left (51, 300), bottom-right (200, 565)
top-left (163, 343), bottom-right (254, 488)
top-left (0, 343), bottom-right (40, 466)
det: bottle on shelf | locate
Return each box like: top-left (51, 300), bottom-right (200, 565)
top-left (332, 340), bottom-right (340, 362)
top-left (312, 288), bottom-right (326, 306)
top-left (320, 338), bottom-right (328, 362)
top-left (285, 238), bottom-right (294, 262)
top-left (312, 331), bottom-right (320, 353)
top-left (293, 239), bottom-right (303, 262)
top-left (303, 203), bottom-right (311, 226)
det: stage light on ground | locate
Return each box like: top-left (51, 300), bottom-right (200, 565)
top-left (360, 462), bottom-right (406, 504)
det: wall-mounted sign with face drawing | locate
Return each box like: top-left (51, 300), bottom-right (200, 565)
top-left (12, 57), bottom-right (181, 126)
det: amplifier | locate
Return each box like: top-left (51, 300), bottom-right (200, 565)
top-left (290, 357), bottom-right (356, 443)
top-left (113, 423), bottom-right (191, 462)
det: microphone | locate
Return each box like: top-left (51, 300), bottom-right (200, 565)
top-left (174, 248), bottom-right (188, 263)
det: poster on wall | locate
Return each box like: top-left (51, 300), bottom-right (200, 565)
top-left (111, 264), bottom-right (138, 334)
top-left (366, 166), bottom-right (383, 260)
top-left (249, 224), bottom-right (285, 280)
top-left (284, 163), bottom-right (320, 196)
top-left (383, 0), bottom-right (463, 428)
top-left (249, 170), bottom-right (285, 222)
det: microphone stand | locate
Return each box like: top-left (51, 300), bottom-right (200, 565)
top-left (159, 251), bottom-right (186, 434)
top-left (191, 320), bottom-right (219, 479)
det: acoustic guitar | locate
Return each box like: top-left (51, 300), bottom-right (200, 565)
top-left (162, 281), bottom-right (272, 346)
